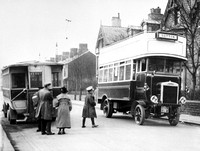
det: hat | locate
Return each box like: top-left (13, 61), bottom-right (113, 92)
top-left (86, 86), bottom-right (94, 91)
top-left (44, 83), bottom-right (51, 87)
top-left (61, 86), bottom-right (68, 93)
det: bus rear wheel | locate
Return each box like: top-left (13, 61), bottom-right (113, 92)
top-left (134, 104), bottom-right (145, 125)
top-left (103, 99), bottom-right (113, 118)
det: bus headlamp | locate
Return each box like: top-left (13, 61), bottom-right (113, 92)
top-left (179, 96), bottom-right (186, 105)
top-left (150, 95), bottom-right (158, 104)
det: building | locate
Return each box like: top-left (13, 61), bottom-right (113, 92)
top-left (96, 10), bottom-right (163, 51)
top-left (78, 43), bottom-right (88, 55)
top-left (62, 51), bottom-right (70, 60)
top-left (141, 7), bottom-right (163, 32)
top-left (63, 51), bottom-right (96, 92)
top-left (160, 0), bottom-right (200, 92)
top-left (70, 48), bottom-right (78, 58)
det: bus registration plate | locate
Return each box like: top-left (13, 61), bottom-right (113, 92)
top-left (161, 106), bottom-right (169, 113)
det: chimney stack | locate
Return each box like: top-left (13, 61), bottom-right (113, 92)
top-left (112, 13), bottom-right (121, 27)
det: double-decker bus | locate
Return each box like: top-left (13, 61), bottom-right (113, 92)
top-left (96, 31), bottom-right (187, 126)
top-left (1, 61), bottom-right (63, 124)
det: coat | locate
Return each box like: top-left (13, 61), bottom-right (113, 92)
top-left (35, 88), bottom-right (53, 120)
top-left (82, 93), bottom-right (97, 118)
top-left (56, 93), bottom-right (72, 128)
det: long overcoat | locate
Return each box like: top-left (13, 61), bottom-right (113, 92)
top-left (82, 94), bottom-right (97, 118)
top-left (35, 88), bottom-right (53, 120)
top-left (56, 93), bottom-right (72, 128)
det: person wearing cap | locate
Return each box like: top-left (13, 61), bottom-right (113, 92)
top-left (35, 83), bottom-right (55, 135)
top-left (55, 86), bottom-right (72, 134)
top-left (82, 86), bottom-right (98, 128)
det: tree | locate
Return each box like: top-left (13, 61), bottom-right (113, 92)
top-left (68, 52), bottom-right (96, 100)
top-left (171, 0), bottom-right (200, 99)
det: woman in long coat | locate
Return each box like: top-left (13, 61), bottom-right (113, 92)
top-left (82, 86), bottom-right (98, 128)
top-left (56, 87), bottom-right (72, 134)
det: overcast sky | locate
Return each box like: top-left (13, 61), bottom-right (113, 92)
top-left (0, 0), bottom-right (168, 69)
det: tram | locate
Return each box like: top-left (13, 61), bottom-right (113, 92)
top-left (96, 31), bottom-right (187, 126)
top-left (1, 61), bottom-right (63, 124)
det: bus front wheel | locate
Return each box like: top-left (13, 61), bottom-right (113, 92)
top-left (134, 104), bottom-right (145, 125)
top-left (103, 99), bottom-right (113, 118)
top-left (7, 107), bottom-right (16, 124)
top-left (168, 108), bottom-right (180, 126)
top-left (3, 103), bottom-right (8, 118)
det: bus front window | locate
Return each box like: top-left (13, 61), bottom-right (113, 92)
top-left (149, 58), bottom-right (182, 74)
top-left (149, 58), bottom-right (164, 72)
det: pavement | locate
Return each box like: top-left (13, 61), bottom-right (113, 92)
top-left (1, 99), bottom-right (200, 151)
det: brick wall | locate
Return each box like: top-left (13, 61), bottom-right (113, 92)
top-left (181, 101), bottom-right (200, 116)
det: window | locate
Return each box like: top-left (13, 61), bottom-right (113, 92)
top-left (119, 66), bottom-right (124, 80)
top-left (3, 75), bottom-right (9, 88)
top-left (114, 67), bottom-right (119, 81)
top-left (149, 58), bottom-right (164, 72)
top-left (103, 69), bottom-right (108, 82)
top-left (99, 70), bottom-right (103, 82)
top-left (141, 59), bottom-right (146, 71)
top-left (108, 68), bottom-right (113, 81)
top-left (137, 60), bottom-right (140, 72)
top-left (149, 57), bottom-right (181, 74)
top-left (132, 63), bottom-right (136, 80)
top-left (52, 72), bottom-right (61, 87)
top-left (12, 73), bottom-right (26, 88)
top-left (30, 72), bottom-right (42, 88)
top-left (125, 64), bottom-right (131, 80)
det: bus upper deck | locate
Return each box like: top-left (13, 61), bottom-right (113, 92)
top-left (98, 31), bottom-right (186, 66)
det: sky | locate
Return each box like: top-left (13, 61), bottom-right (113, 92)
top-left (0, 0), bottom-right (168, 69)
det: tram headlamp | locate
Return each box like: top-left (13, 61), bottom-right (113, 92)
top-left (150, 95), bottom-right (158, 104)
top-left (179, 96), bottom-right (186, 105)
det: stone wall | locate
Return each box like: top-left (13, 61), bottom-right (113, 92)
top-left (181, 101), bottom-right (200, 116)
top-left (69, 93), bottom-right (200, 117)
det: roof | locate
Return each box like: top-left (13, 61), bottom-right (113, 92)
top-left (62, 51), bottom-right (96, 65)
top-left (102, 26), bottom-right (129, 45)
top-left (141, 19), bottom-right (161, 25)
top-left (96, 25), bottom-right (129, 48)
top-left (2, 60), bottom-right (63, 70)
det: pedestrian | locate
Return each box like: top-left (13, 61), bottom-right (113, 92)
top-left (35, 83), bottom-right (55, 135)
top-left (32, 86), bottom-right (43, 132)
top-left (82, 86), bottom-right (98, 128)
top-left (55, 86), bottom-right (72, 135)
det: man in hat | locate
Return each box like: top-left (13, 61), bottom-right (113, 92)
top-left (82, 86), bottom-right (98, 128)
top-left (35, 83), bottom-right (55, 135)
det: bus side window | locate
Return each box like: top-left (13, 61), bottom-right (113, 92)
top-left (132, 63), bottom-right (136, 80)
top-left (137, 60), bottom-right (140, 72)
top-left (99, 70), bottom-right (103, 82)
top-left (114, 67), bottom-right (119, 81)
top-left (141, 58), bottom-right (146, 71)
